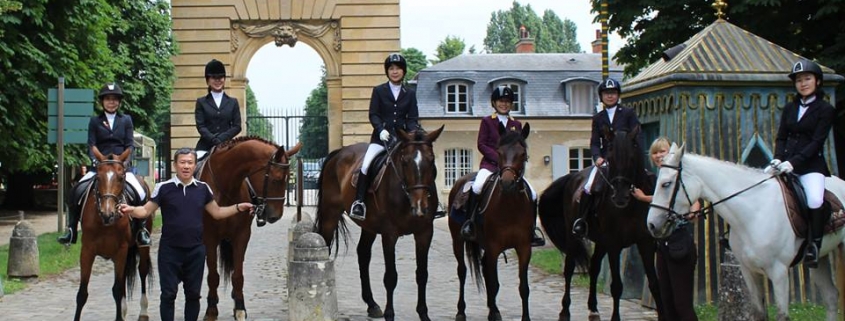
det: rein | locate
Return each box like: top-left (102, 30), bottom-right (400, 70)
top-left (650, 161), bottom-right (776, 222)
top-left (94, 159), bottom-right (127, 218)
top-left (383, 140), bottom-right (435, 207)
top-left (206, 146), bottom-right (290, 222)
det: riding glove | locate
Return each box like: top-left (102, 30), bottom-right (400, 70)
top-left (776, 161), bottom-right (794, 174)
top-left (379, 129), bottom-right (390, 142)
top-left (769, 159), bottom-right (782, 168)
top-left (763, 159), bottom-right (782, 175)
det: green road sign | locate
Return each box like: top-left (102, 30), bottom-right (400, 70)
top-left (47, 88), bottom-right (94, 144)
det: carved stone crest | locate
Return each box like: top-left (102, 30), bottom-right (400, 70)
top-left (231, 20), bottom-right (341, 52)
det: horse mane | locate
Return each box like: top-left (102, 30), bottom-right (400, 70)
top-left (683, 153), bottom-right (768, 175)
top-left (215, 136), bottom-right (278, 151)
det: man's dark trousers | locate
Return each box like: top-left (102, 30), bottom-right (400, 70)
top-left (159, 242), bottom-right (206, 321)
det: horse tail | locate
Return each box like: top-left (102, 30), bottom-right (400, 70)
top-left (219, 239), bottom-right (235, 286)
top-left (124, 244), bottom-right (139, 300)
top-left (538, 174), bottom-right (589, 271)
top-left (314, 148), bottom-right (350, 256)
top-left (464, 241), bottom-right (484, 293)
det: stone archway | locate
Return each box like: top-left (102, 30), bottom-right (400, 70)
top-left (170, 0), bottom-right (400, 154)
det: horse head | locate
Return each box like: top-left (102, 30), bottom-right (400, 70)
top-left (250, 142), bottom-right (302, 224)
top-left (91, 146), bottom-right (131, 226)
top-left (496, 122), bottom-right (530, 193)
top-left (392, 125), bottom-right (445, 217)
top-left (603, 125), bottom-right (644, 208)
top-left (647, 142), bottom-right (698, 239)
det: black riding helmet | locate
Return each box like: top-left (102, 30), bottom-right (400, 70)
top-left (597, 78), bottom-right (621, 95)
top-left (788, 59), bottom-right (823, 86)
top-left (490, 85), bottom-right (514, 107)
top-left (98, 82), bottom-right (124, 100)
top-left (205, 59), bottom-right (226, 79)
top-left (383, 53), bottom-right (407, 77)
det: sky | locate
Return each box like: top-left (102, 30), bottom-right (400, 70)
top-left (245, 0), bottom-right (624, 114)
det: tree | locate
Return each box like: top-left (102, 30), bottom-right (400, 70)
top-left (245, 85), bottom-right (273, 141)
top-left (0, 1), bottom-right (21, 14)
top-left (401, 47), bottom-right (428, 81)
top-left (298, 66), bottom-right (328, 159)
top-left (483, 1), bottom-right (581, 54)
top-left (592, 0), bottom-right (845, 79)
top-left (0, 0), bottom-right (174, 209)
top-left (432, 35), bottom-right (466, 64)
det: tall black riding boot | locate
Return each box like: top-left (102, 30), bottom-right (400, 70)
top-left (804, 207), bottom-right (827, 268)
top-left (531, 224), bottom-right (546, 247)
top-left (572, 193), bottom-right (592, 238)
top-left (134, 218), bottom-right (151, 248)
top-left (58, 203), bottom-right (80, 245)
top-left (349, 170), bottom-right (369, 221)
top-left (460, 192), bottom-right (479, 241)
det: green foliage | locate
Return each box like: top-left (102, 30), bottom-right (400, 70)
top-left (401, 47), bottom-right (428, 81)
top-left (694, 303), bottom-right (825, 320)
top-left (592, 0), bottom-right (845, 80)
top-left (299, 67), bottom-right (328, 158)
top-left (484, 1), bottom-right (581, 53)
top-left (245, 85), bottom-right (274, 141)
top-left (432, 35), bottom-right (466, 64)
top-left (0, 0), bottom-right (21, 14)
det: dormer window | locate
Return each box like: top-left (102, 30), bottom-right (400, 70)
top-left (489, 77), bottom-right (527, 114)
top-left (562, 78), bottom-right (599, 115)
top-left (445, 82), bottom-right (470, 113)
top-left (499, 83), bottom-right (522, 113)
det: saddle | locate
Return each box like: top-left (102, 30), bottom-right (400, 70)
top-left (194, 145), bottom-right (217, 179)
top-left (779, 176), bottom-right (845, 239)
top-left (572, 165), bottom-right (608, 203)
top-left (350, 150), bottom-right (390, 192)
top-left (451, 172), bottom-right (526, 214)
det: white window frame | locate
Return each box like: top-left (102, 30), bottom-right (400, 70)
top-left (498, 82), bottom-right (522, 113)
top-left (444, 148), bottom-right (473, 187)
top-left (568, 147), bottom-right (593, 173)
top-left (444, 82), bottom-right (470, 114)
top-left (566, 81), bottom-right (597, 115)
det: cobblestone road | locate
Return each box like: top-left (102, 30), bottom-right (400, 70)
top-left (0, 207), bottom-right (658, 321)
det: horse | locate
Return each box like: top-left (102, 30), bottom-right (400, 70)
top-left (646, 143), bottom-right (845, 321)
top-left (447, 123), bottom-right (535, 321)
top-left (538, 127), bottom-right (664, 321)
top-left (75, 147), bottom-right (154, 321)
top-left (314, 126), bottom-right (444, 321)
top-left (198, 136), bottom-right (302, 321)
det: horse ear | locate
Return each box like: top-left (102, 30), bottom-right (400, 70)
top-left (285, 142), bottom-right (303, 158)
top-left (426, 125), bottom-right (445, 142)
top-left (397, 128), bottom-right (412, 141)
top-left (91, 146), bottom-right (105, 162)
top-left (521, 123), bottom-right (530, 140)
top-left (118, 148), bottom-right (132, 162)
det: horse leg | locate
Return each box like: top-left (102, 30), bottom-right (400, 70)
top-left (606, 249), bottom-right (624, 321)
top-left (74, 248), bottom-right (96, 321)
top-left (452, 227), bottom-right (469, 321)
top-left (357, 231), bottom-right (383, 317)
top-left (809, 256), bottom-right (839, 321)
top-left (516, 244), bottom-right (532, 321)
top-left (380, 235), bottom-right (400, 321)
top-left (112, 247), bottom-right (129, 321)
top-left (230, 241), bottom-right (249, 321)
top-left (203, 242), bottom-right (221, 321)
top-left (587, 246), bottom-right (607, 321)
top-left (767, 263), bottom-right (791, 321)
top-left (637, 242), bottom-right (665, 321)
top-left (138, 247), bottom-right (151, 321)
top-left (482, 250), bottom-right (502, 321)
top-left (559, 255), bottom-right (577, 321)
top-left (738, 264), bottom-right (768, 321)
top-left (413, 229), bottom-right (433, 321)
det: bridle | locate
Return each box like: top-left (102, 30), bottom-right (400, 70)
top-left (385, 140), bottom-right (436, 205)
top-left (243, 148), bottom-right (290, 222)
top-left (94, 159), bottom-right (126, 220)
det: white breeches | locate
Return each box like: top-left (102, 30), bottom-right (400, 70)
top-left (361, 143), bottom-right (385, 175)
top-left (800, 172), bottom-right (825, 209)
top-left (196, 150), bottom-right (208, 160)
top-left (583, 163), bottom-right (607, 194)
top-left (472, 168), bottom-right (537, 200)
top-left (79, 170), bottom-right (146, 200)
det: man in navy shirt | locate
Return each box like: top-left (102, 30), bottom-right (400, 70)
top-left (120, 147), bottom-right (254, 321)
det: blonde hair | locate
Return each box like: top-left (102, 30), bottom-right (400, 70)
top-left (649, 137), bottom-right (671, 155)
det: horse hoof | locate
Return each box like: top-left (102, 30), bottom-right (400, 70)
top-left (489, 312), bottom-right (503, 321)
top-left (137, 316), bottom-right (149, 321)
top-left (234, 310), bottom-right (247, 321)
top-left (367, 306), bottom-right (384, 318)
top-left (203, 316), bottom-right (217, 321)
top-left (588, 312), bottom-right (601, 321)
top-left (456, 314), bottom-right (467, 321)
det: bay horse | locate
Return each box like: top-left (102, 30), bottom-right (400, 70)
top-left (314, 126), bottom-right (444, 321)
top-left (198, 136), bottom-right (301, 321)
top-left (647, 143), bottom-right (845, 321)
top-left (75, 147), bottom-right (154, 321)
top-left (447, 123), bottom-right (534, 321)
top-left (538, 127), bottom-right (664, 321)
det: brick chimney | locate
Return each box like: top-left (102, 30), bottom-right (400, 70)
top-left (515, 25), bottom-right (535, 53)
top-left (591, 29), bottom-right (602, 54)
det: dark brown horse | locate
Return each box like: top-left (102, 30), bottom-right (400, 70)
top-left (538, 127), bottom-right (664, 321)
top-left (75, 147), bottom-right (154, 321)
top-left (198, 136), bottom-right (301, 321)
top-left (314, 126), bottom-right (444, 321)
top-left (448, 123), bottom-right (534, 321)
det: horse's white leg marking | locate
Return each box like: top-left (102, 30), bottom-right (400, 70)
top-left (738, 263), bottom-right (767, 318)
top-left (767, 263), bottom-right (791, 321)
top-left (809, 257), bottom-right (839, 321)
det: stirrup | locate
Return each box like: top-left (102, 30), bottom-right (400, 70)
top-left (531, 228), bottom-right (546, 247)
top-left (58, 228), bottom-right (76, 245)
top-left (572, 218), bottom-right (588, 237)
top-left (804, 244), bottom-right (820, 268)
top-left (460, 221), bottom-right (477, 241)
top-left (349, 200), bottom-right (366, 221)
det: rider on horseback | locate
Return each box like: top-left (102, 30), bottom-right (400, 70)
top-left (765, 59), bottom-right (835, 268)
top-left (349, 53), bottom-right (421, 220)
top-left (58, 82), bottom-right (151, 247)
top-left (460, 85), bottom-right (545, 246)
top-left (573, 78), bottom-right (643, 238)
top-left (195, 59), bottom-right (242, 161)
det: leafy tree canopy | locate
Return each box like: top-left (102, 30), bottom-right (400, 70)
top-left (299, 66), bottom-right (328, 158)
top-left (245, 85), bottom-right (273, 141)
top-left (401, 47), bottom-right (428, 81)
top-left (432, 35), bottom-right (466, 64)
top-left (484, 1), bottom-right (581, 53)
top-left (0, 0), bottom-right (21, 14)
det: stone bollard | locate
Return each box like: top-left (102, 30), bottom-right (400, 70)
top-left (289, 232), bottom-right (337, 321)
top-left (719, 250), bottom-right (753, 321)
top-left (288, 214), bottom-right (314, 267)
top-left (7, 220), bottom-right (39, 278)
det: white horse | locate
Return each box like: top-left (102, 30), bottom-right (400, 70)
top-left (646, 143), bottom-right (845, 321)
